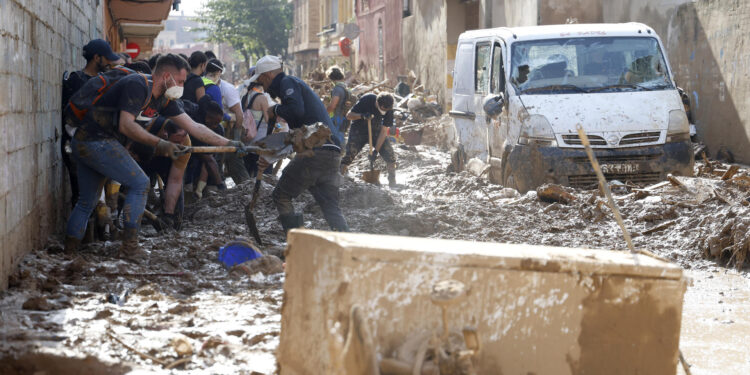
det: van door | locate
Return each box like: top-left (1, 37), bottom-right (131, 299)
top-left (488, 40), bottom-right (507, 159)
top-left (451, 42), bottom-right (476, 155)
top-left (451, 40), bottom-right (491, 161)
top-left (472, 41), bottom-right (492, 161)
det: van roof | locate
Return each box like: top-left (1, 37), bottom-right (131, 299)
top-left (458, 23), bottom-right (657, 42)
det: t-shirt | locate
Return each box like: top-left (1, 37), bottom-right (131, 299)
top-left (350, 93), bottom-right (393, 131)
top-left (331, 83), bottom-right (348, 118)
top-left (182, 73), bottom-right (204, 104)
top-left (218, 79), bottom-right (241, 112)
top-left (80, 74), bottom-right (184, 139)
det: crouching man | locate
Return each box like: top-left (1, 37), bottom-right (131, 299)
top-left (340, 92), bottom-right (398, 187)
top-left (64, 54), bottom-right (242, 260)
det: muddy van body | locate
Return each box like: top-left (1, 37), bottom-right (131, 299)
top-left (450, 23), bottom-right (694, 192)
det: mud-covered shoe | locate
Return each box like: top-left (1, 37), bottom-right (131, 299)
top-left (64, 236), bottom-right (81, 253)
top-left (118, 228), bottom-right (148, 262)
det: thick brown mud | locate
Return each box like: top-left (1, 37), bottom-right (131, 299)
top-left (1, 144), bottom-right (748, 373)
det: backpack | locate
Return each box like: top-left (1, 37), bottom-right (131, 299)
top-left (334, 82), bottom-right (356, 114)
top-left (64, 67), bottom-right (151, 128)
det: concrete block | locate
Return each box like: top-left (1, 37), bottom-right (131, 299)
top-left (279, 230), bottom-right (687, 375)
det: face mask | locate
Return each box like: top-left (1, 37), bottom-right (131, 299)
top-left (378, 105), bottom-right (387, 115)
top-left (164, 74), bottom-right (184, 100)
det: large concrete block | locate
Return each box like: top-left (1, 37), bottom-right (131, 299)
top-left (279, 230), bottom-right (686, 375)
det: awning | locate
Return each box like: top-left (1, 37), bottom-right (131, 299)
top-left (108, 0), bottom-right (173, 52)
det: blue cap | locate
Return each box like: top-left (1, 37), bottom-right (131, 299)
top-left (82, 39), bottom-right (120, 62)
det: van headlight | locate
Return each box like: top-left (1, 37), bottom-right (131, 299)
top-left (667, 110), bottom-right (690, 142)
top-left (519, 115), bottom-right (557, 146)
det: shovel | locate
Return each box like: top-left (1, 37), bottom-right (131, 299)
top-left (361, 117), bottom-right (381, 185)
top-left (244, 144), bottom-right (293, 245)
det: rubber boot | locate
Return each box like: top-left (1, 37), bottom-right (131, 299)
top-left (64, 236), bottom-right (80, 254)
top-left (387, 163), bottom-right (397, 188)
top-left (119, 228), bottom-right (147, 262)
top-left (279, 213), bottom-right (304, 233)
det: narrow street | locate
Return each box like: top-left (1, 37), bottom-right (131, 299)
top-left (1, 138), bottom-right (749, 374)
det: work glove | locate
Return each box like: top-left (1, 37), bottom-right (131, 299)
top-left (361, 113), bottom-right (373, 120)
top-left (226, 140), bottom-right (248, 157)
top-left (155, 139), bottom-right (185, 160)
top-left (368, 150), bottom-right (379, 163)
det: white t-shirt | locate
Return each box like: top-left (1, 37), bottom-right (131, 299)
top-left (218, 80), bottom-right (241, 110)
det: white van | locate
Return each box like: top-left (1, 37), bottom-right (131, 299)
top-left (450, 23), bottom-right (694, 192)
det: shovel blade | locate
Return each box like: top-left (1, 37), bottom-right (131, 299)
top-left (244, 204), bottom-right (263, 246)
top-left (362, 169), bottom-right (381, 185)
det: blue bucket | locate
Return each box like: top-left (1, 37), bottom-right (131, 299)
top-left (218, 240), bottom-right (262, 268)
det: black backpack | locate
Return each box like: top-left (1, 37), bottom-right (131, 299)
top-left (64, 67), bottom-right (151, 128)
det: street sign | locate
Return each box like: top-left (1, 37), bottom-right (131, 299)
top-left (125, 42), bottom-right (141, 59)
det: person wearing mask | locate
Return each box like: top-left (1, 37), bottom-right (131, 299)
top-left (341, 92), bottom-right (398, 188)
top-left (61, 39), bottom-right (121, 208)
top-left (184, 51), bottom-right (208, 104)
top-left (63, 54), bottom-right (243, 260)
top-left (250, 55), bottom-right (349, 233)
top-left (204, 58), bottom-right (249, 184)
top-left (325, 66), bottom-right (348, 145)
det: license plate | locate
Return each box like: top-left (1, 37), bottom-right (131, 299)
top-left (600, 163), bottom-right (639, 174)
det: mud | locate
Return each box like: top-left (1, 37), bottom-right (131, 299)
top-left (1, 143), bottom-right (749, 373)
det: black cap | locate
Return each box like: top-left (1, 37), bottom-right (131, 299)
top-left (82, 39), bottom-right (120, 61)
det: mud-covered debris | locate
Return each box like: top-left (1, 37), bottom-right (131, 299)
top-left (171, 336), bottom-right (193, 357)
top-left (22, 296), bottom-right (54, 311)
top-left (232, 255), bottom-right (284, 276)
top-left (465, 158), bottom-right (488, 177)
top-left (167, 304), bottom-right (198, 315)
top-left (537, 184), bottom-right (577, 204)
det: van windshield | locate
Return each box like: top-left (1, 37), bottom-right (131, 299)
top-left (510, 37), bottom-right (673, 95)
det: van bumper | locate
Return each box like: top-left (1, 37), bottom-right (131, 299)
top-left (504, 141), bottom-right (694, 192)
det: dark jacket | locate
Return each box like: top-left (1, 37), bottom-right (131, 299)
top-left (267, 72), bottom-right (340, 148)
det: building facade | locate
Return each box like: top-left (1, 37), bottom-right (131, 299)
top-left (355, 0), bottom-right (405, 82)
top-left (289, 0), bottom-right (322, 77)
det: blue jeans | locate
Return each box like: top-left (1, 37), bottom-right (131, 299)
top-left (65, 137), bottom-right (150, 239)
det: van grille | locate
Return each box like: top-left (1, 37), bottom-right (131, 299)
top-left (562, 134), bottom-right (607, 146)
top-left (569, 153), bottom-right (663, 164)
top-left (619, 132), bottom-right (661, 145)
top-left (568, 172), bottom-right (662, 188)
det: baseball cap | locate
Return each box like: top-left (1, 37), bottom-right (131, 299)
top-left (82, 39), bottom-right (120, 61)
top-left (248, 55), bottom-right (282, 83)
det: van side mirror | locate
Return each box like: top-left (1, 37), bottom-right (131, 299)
top-left (483, 94), bottom-right (505, 119)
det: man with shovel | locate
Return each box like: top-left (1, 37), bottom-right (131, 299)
top-left (250, 55), bottom-right (349, 233)
top-left (340, 92), bottom-right (398, 188)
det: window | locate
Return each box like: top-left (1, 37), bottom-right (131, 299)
top-left (475, 43), bottom-right (491, 94)
top-left (362, 0), bottom-right (369, 12)
top-left (454, 43), bottom-right (474, 94)
top-left (403, 0), bottom-right (412, 17)
top-left (490, 43), bottom-right (505, 94)
top-left (510, 37), bottom-right (673, 94)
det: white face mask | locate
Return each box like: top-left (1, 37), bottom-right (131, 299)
top-left (378, 105), bottom-right (387, 116)
top-left (164, 74), bottom-right (184, 100)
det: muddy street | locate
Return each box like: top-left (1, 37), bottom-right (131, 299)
top-left (0, 139), bottom-right (748, 374)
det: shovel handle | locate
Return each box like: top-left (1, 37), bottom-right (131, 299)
top-left (367, 117), bottom-right (374, 155)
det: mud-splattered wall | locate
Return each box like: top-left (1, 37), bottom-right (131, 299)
top-left (0, 0), bottom-right (103, 289)
top-left (401, 0), bottom-right (448, 104)
top-left (602, 0), bottom-right (750, 163)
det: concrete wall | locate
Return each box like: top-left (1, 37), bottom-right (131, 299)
top-left (401, 0), bottom-right (447, 103)
top-left (600, 0), bottom-right (750, 162)
top-left (0, 0), bottom-right (103, 290)
top-left (539, 0), bottom-right (602, 24)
